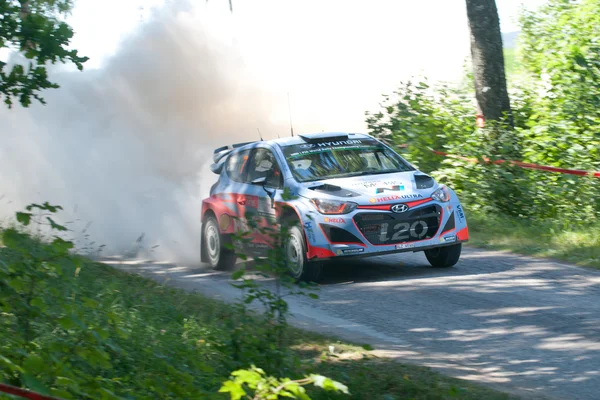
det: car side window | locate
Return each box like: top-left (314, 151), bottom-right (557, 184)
top-left (225, 149), bottom-right (251, 182)
top-left (246, 148), bottom-right (283, 189)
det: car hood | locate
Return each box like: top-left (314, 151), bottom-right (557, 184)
top-left (297, 170), bottom-right (438, 203)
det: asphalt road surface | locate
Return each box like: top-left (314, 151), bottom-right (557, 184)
top-left (109, 247), bottom-right (600, 400)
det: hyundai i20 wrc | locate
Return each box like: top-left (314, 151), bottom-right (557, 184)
top-left (201, 132), bottom-right (469, 281)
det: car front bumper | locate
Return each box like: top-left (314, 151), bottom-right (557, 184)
top-left (300, 196), bottom-right (469, 261)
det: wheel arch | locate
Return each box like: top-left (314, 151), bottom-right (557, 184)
top-left (277, 202), bottom-right (313, 257)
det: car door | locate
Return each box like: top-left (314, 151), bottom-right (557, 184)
top-left (221, 149), bottom-right (253, 235)
top-left (239, 147), bottom-right (284, 255)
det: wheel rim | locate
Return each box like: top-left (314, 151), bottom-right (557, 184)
top-left (286, 233), bottom-right (303, 276)
top-left (205, 223), bottom-right (220, 265)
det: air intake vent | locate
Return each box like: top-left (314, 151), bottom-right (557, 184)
top-left (414, 174), bottom-right (435, 189)
top-left (320, 224), bottom-right (364, 244)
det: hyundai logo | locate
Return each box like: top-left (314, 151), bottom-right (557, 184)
top-left (299, 144), bottom-right (315, 149)
top-left (391, 203), bottom-right (409, 213)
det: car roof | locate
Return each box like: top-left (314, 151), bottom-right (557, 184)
top-left (241, 132), bottom-right (374, 148)
top-left (219, 132), bottom-right (378, 159)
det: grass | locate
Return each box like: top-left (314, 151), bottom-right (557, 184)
top-left (467, 212), bottom-right (600, 269)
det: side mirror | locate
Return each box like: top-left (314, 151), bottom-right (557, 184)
top-left (250, 177), bottom-right (267, 185)
top-left (250, 176), bottom-right (277, 208)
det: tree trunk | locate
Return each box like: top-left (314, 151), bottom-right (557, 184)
top-left (465, 0), bottom-right (513, 127)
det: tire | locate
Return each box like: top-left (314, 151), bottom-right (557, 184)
top-left (424, 243), bottom-right (462, 268)
top-left (202, 215), bottom-right (237, 271)
top-left (284, 224), bottom-right (322, 283)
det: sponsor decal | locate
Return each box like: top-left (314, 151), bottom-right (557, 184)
top-left (380, 220), bottom-right (428, 242)
top-left (303, 221), bottom-right (316, 242)
top-left (324, 217), bottom-right (345, 224)
top-left (456, 204), bottom-right (465, 222)
top-left (341, 247), bottom-right (365, 254)
top-left (440, 234), bottom-right (457, 243)
top-left (446, 204), bottom-right (454, 213)
top-left (258, 197), bottom-right (273, 214)
top-left (395, 243), bottom-right (415, 250)
top-left (375, 185), bottom-right (405, 194)
top-left (314, 139), bottom-right (363, 147)
top-left (361, 214), bottom-right (385, 221)
top-left (391, 204), bottom-right (409, 213)
top-left (369, 198), bottom-right (377, 203)
top-left (245, 196), bottom-right (259, 209)
top-left (288, 140), bottom-right (371, 157)
top-left (374, 193), bottom-right (424, 203)
top-left (363, 224), bottom-right (381, 233)
top-left (351, 180), bottom-right (404, 190)
top-left (233, 218), bottom-right (251, 233)
top-left (246, 242), bottom-right (270, 250)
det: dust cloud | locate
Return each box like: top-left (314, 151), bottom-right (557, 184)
top-left (0, 1), bottom-right (287, 264)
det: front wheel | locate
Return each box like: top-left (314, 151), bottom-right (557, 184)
top-left (284, 225), bottom-right (322, 282)
top-left (202, 215), bottom-right (237, 270)
top-left (424, 243), bottom-right (462, 268)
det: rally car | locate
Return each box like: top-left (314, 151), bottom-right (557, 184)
top-left (201, 132), bottom-right (468, 281)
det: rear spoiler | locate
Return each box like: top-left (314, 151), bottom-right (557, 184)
top-left (210, 141), bottom-right (256, 174)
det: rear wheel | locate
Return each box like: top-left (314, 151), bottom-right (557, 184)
top-left (425, 243), bottom-right (462, 268)
top-left (202, 215), bottom-right (236, 270)
top-left (284, 224), bottom-right (322, 282)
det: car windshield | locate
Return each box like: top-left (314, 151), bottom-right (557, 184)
top-left (280, 138), bottom-right (415, 182)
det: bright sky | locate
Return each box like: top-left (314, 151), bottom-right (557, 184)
top-left (66, 0), bottom-right (546, 68)
top-left (4, 0), bottom-right (549, 133)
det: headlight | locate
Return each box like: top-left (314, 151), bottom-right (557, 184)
top-left (311, 198), bottom-right (358, 214)
top-left (431, 185), bottom-right (452, 202)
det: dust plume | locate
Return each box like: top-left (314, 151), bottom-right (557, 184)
top-left (0, 1), bottom-right (286, 264)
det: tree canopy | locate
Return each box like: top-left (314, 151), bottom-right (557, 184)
top-left (0, 0), bottom-right (88, 108)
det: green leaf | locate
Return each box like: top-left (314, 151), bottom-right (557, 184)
top-left (52, 237), bottom-right (74, 253)
top-left (311, 375), bottom-right (349, 394)
top-left (47, 217), bottom-right (68, 231)
top-left (307, 293), bottom-right (319, 300)
top-left (16, 212), bottom-right (32, 226)
top-left (23, 354), bottom-right (45, 375)
top-left (231, 269), bottom-right (245, 280)
top-left (83, 297), bottom-right (99, 309)
top-left (30, 297), bottom-right (46, 311)
top-left (0, 355), bottom-right (24, 373)
top-left (51, 389), bottom-right (74, 399)
top-left (218, 380), bottom-right (247, 400)
top-left (231, 368), bottom-right (263, 387)
top-left (58, 316), bottom-right (76, 330)
top-left (22, 373), bottom-right (51, 395)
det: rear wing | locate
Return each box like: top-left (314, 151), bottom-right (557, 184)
top-left (210, 141), bottom-right (256, 174)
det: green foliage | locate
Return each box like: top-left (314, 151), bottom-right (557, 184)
top-left (366, 0), bottom-right (600, 226)
top-left (0, 204), bottom-right (229, 398)
top-left (0, 0), bottom-right (88, 108)
top-left (219, 365), bottom-right (349, 400)
top-left (517, 0), bottom-right (600, 169)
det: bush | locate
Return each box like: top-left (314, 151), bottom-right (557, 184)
top-left (365, 0), bottom-right (600, 226)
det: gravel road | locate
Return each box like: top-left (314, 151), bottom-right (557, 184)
top-left (110, 247), bottom-right (600, 400)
